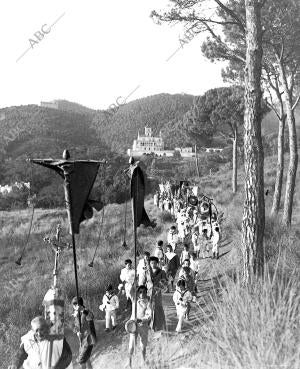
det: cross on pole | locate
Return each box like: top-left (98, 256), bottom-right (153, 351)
top-left (43, 224), bottom-right (71, 288)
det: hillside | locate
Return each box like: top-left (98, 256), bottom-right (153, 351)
top-left (91, 93), bottom-right (194, 152)
top-left (0, 94), bottom-right (298, 210)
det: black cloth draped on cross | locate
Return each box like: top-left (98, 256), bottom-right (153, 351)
top-left (31, 158), bottom-right (103, 234)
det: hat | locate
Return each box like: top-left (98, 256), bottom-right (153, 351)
top-left (125, 319), bottom-right (137, 333)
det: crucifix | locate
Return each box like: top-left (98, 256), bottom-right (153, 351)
top-left (43, 224), bottom-right (71, 288)
top-left (42, 224), bottom-right (72, 367)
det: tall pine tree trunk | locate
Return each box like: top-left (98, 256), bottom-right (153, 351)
top-left (271, 115), bottom-right (285, 214)
top-left (232, 128), bottom-right (237, 193)
top-left (279, 63), bottom-right (298, 226)
top-left (242, 0), bottom-right (265, 283)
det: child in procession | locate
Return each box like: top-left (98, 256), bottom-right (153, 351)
top-left (167, 225), bottom-right (179, 252)
top-left (191, 226), bottom-right (201, 258)
top-left (154, 240), bottom-right (165, 268)
top-left (99, 284), bottom-right (119, 332)
top-left (178, 258), bottom-right (195, 279)
top-left (178, 267), bottom-right (196, 320)
top-left (211, 226), bottom-right (221, 259)
top-left (128, 285), bottom-right (152, 369)
top-left (164, 244), bottom-right (180, 293)
top-left (173, 279), bottom-right (193, 333)
top-left (72, 296), bottom-right (97, 368)
top-left (199, 228), bottom-right (210, 259)
top-left (180, 243), bottom-right (190, 265)
top-left (119, 259), bottom-right (135, 312)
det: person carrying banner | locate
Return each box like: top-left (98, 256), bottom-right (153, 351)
top-left (72, 297), bottom-right (97, 368)
top-left (99, 284), bottom-right (119, 332)
top-left (8, 316), bottom-right (72, 369)
top-left (148, 256), bottom-right (167, 332)
top-left (127, 285), bottom-right (152, 369)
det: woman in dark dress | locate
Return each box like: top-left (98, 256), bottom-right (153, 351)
top-left (164, 244), bottom-right (180, 292)
top-left (148, 256), bottom-right (167, 331)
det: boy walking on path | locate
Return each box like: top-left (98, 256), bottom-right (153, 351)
top-left (191, 226), bottom-right (201, 258)
top-left (72, 297), bottom-right (97, 369)
top-left (199, 229), bottom-right (210, 259)
top-left (99, 284), bottom-right (119, 332)
top-left (154, 240), bottom-right (165, 268)
top-left (211, 226), bottom-right (221, 259)
top-left (167, 226), bottom-right (179, 252)
top-left (173, 280), bottom-right (193, 333)
top-left (180, 244), bottom-right (190, 265)
top-left (128, 285), bottom-right (152, 369)
top-left (137, 251), bottom-right (151, 286)
top-left (178, 267), bottom-right (196, 320)
top-left (119, 259), bottom-right (135, 312)
top-left (178, 259), bottom-right (195, 279)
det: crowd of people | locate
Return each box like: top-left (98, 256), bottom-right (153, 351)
top-left (155, 181), bottom-right (222, 259)
top-left (8, 182), bottom-right (222, 369)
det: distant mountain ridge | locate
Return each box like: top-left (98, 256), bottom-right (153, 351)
top-left (40, 99), bottom-right (95, 115)
top-left (0, 93), bottom-right (195, 158)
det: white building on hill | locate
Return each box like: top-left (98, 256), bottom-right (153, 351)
top-left (40, 100), bottom-right (59, 109)
top-left (127, 127), bottom-right (195, 158)
top-left (205, 147), bottom-right (223, 153)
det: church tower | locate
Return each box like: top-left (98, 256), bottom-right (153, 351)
top-left (145, 126), bottom-right (152, 137)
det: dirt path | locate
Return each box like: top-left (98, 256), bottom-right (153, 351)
top-left (66, 236), bottom-right (233, 369)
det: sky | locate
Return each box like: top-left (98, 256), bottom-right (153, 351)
top-left (1, 0), bottom-right (226, 110)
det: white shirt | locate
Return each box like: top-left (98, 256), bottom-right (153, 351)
top-left (211, 231), bottom-right (220, 246)
top-left (178, 267), bottom-right (195, 279)
top-left (120, 267), bottom-right (135, 284)
top-left (100, 293), bottom-right (119, 311)
top-left (154, 247), bottom-right (164, 260)
top-left (131, 297), bottom-right (152, 322)
top-left (21, 331), bottom-right (67, 369)
top-left (167, 230), bottom-right (179, 246)
top-left (137, 258), bottom-right (149, 276)
top-left (173, 289), bottom-right (193, 314)
top-left (191, 232), bottom-right (199, 245)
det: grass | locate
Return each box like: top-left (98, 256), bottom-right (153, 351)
top-left (0, 197), bottom-right (171, 368)
top-left (182, 261), bottom-right (300, 369)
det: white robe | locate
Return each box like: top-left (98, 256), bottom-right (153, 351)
top-left (21, 331), bottom-right (73, 369)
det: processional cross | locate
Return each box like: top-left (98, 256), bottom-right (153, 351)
top-left (43, 224), bottom-right (71, 288)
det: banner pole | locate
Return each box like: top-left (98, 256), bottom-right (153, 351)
top-left (132, 169), bottom-right (138, 353)
top-left (62, 163), bottom-right (82, 337)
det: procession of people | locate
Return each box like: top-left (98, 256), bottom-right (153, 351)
top-left (8, 179), bottom-right (222, 369)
